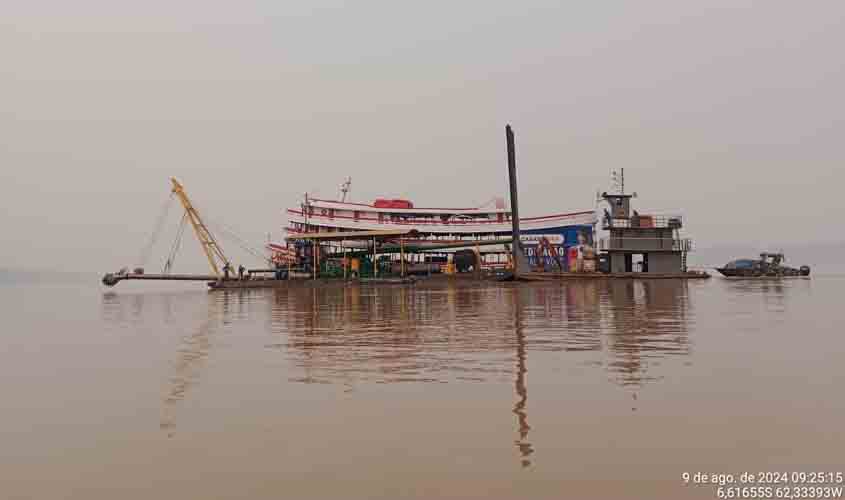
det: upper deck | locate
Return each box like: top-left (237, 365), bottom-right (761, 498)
top-left (602, 214), bottom-right (683, 230)
top-left (287, 207), bottom-right (597, 235)
top-left (306, 197), bottom-right (508, 216)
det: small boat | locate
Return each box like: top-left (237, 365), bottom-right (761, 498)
top-left (716, 252), bottom-right (810, 278)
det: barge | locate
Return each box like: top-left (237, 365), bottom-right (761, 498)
top-left (102, 127), bottom-right (709, 289)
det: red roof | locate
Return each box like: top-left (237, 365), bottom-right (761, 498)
top-left (373, 199), bottom-right (414, 209)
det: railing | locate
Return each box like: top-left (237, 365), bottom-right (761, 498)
top-left (602, 214), bottom-right (683, 230)
top-left (598, 237), bottom-right (693, 252)
top-left (289, 209), bottom-right (597, 226)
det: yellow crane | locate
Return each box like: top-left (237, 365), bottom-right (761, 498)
top-left (170, 177), bottom-right (231, 277)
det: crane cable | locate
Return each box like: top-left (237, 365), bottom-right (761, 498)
top-left (163, 213), bottom-right (189, 274)
top-left (191, 201), bottom-right (270, 265)
top-left (211, 222), bottom-right (269, 264)
top-left (136, 193), bottom-right (175, 269)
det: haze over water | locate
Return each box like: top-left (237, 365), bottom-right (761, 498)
top-left (2, 275), bottom-right (843, 499)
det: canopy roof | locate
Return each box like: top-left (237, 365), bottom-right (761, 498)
top-left (288, 229), bottom-right (418, 241)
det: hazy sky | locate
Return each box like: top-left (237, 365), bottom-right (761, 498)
top-left (2, 1), bottom-right (843, 272)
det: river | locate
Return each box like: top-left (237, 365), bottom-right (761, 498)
top-left (2, 275), bottom-right (843, 499)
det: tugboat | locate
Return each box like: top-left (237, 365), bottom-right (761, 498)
top-left (716, 252), bottom-right (810, 278)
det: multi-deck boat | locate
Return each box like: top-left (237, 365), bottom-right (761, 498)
top-left (277, 186), bottom-right (597, 271)
top-left (287, 196), bottom-right (595, 238)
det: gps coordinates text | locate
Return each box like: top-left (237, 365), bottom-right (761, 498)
top-left (682, 471), bottom-right (844, 499)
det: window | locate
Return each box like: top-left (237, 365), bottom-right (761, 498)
top-left (726, 259), bottom-right (755, 269)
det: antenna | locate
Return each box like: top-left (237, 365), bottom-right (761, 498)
top-left (610, 168), bottom-right (627, 195)
top-left (339, 177), bottom-right (352, 202)
top-left (304, 192), bottom-right (309, 229)
top-left (620, 168), bottom-right (625, 195)
top-left (610, 168), bottom-right (625, 194)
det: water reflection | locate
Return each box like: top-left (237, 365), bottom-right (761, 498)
top-left (720, 277), bottom-right (812, 314)
top-left (511, 287), bottom-right (533, 468)
top-left (270, 281), bottom-right (693, 389)
top-left (101, 280), bottom-right (694, 445)
top-left (101, 290), bottom-right (222, 435)
top-left (267, 280), bottom-right (694, 466)
top-left (101, 291), bottom-right (148, 324)
top-left (603, 280), bottom-right (692, 387)
top-left (159, 291), bottom-right (255, 434)
top-left (160, 312), bottom-right (215, 435)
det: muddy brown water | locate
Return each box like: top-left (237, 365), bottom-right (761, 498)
top-left (1, 276), bottom-right (843, 499)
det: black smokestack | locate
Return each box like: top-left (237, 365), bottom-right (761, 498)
top-left (506, 124), bottom-right (526, 276)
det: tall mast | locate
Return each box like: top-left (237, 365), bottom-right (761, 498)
top-left (611, 168), bottom-right (625, 195)
top-left (304, 192), bottom-right (309, 231)
top-left (621, 167), bottom-right (625, 195)
top-left (339, 177), bottom-right (352, 202)
top-left (506, 124), bottom-right (528, 277)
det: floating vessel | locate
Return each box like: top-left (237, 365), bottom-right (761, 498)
top-left (102, 127), bottom-right (709, 289)
top-left (716, 252), bottom-right (810, 278)
top-left (276, 177), bottom-right (597, 272)
top-left (274, 164), bottom-right (707, 280)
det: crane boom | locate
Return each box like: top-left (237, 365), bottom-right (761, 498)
top-left (170, 177), bottom-right (230, 277)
